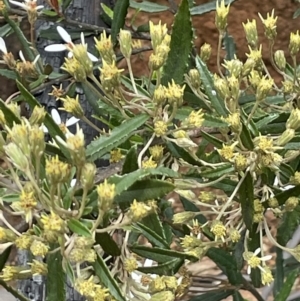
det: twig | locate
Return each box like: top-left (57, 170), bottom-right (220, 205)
top-left (0, 279), bottom-right (31, 301)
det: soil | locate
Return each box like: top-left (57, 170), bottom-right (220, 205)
top-left (126, 0), bottom-right (300, 85)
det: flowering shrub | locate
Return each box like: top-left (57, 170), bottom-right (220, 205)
top-left (0, 0), bottom-right (300, 301)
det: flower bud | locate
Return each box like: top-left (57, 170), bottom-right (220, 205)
top-left (215, 0), bottom-right (230, 32)
top-left (6, 103), bottom-right (21, 118)
top-left (149, 53), bottom-right (165, 71)
top-left (243, 19), bottom-right (258, 47)
top-left (45, 155), bottom-right (70, 185)
top-left (153, 85), bottom-right (166, 105)
top-left (286, 108), bottom-right (300, 130)
top-left (94, 31), bottom-right (116, 64)
top-left (149, 145), bottom-right (164, 161)
top-left (285, 196), bottom-right (299, 212)
top-left (258, 10), bottom-right (277, 40)
top-left (268, 197), bottom-right (278, 208)
top-left (149, 20), bottom-right (168, 51)
top-left (173, 211), bottom-right (196, 224)
top-left (29, 125), bottom-right (45, 156)
top-left (97, 179), bottom-right (116, 211)
top-left (227, 75), bottom-right (240, 101)
top-left (200, 43), bottom-right (212, 62)
top-left (60, 95), bottom-right (84, 119)
top-left (242, 58), bottom-right (255, 76)
top-left (119, 29), bottom-right (132, 59)
top-left (275, 129), bottom-right (295, 146)
top-left (187, 69), bottom-right (201, 89)
top-left (223, 59), bottom-right (243, 78)
top-left (214, 74), bottom-right (230, 99)
top-left (4, 143), bottom-right (29, 172)
top-left (256, 77), bottom-right (273, 102)
top-left (80, 163), bottom-right (96, 190)
top-left (100, 61), bottom-right (123, 91)
top-left (62, 57), bottom-right (87, 82)
top-left (166, 80), bottom-right (185, 106)
top-left (274, 50), bottom-right (286, 71)
top-left (289, 31), bottom-right (300, 56)
top-left (29, 106), bottom-right (46, 126)
top-left (72, 44), bottom-right (94, 76)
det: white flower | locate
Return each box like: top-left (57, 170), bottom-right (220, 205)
top-left (0, 37), bottom-right (7, 54)
top-left (44, 26), bottom-right (98, 62)
top-left (19, 50), bottom-right (40, 65)
top-left (43, 108), bottom-right (79, 133)
top-left (9, 0), bottom-right (44, 12)
top-left (243, 247), bottom-right (272, 274)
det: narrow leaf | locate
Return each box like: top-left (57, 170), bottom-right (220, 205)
top-left (138, 258), bottom-right (183, 276)
top-left (196, 56), bottom-right (227, 116)
top-left (190, 0), bottom-right (236, 15)
top-left (274, 270), bottom-right (299, 301)
top-left (200, 164), bottom-right (234, 178)
top-left (95, 232), bottom-right (121, 256)
top-left (86, 114), bottom-right (149, 161)
top-left (67, 218), bottom-right (92, 237)
top-left (46, 246), bottom-right (65, 301)
top-left (201, 130), bottom-right (224, 148)
top-left (92, 255), bottom-right (126, 301)
top-left (161, 0), bottom-right (193, 85)
top-left (0, 98), bottom-right (21, 127)
top-left (122, 145), bottom-right (138, 174)
top-left (111, 0), bottom-right (129, 44)
top-left (129, 0), bottom-right (168, 12)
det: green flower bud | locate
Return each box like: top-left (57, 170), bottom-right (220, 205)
top-left (274, 50), bottom-right (286, 71)
top-left (119, 29), bottom-right (132, 59)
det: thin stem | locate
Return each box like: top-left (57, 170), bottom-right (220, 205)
top-left (137, 133), bottom-right (155, 168)
top-left (126, 57), bottom-right (138, 94)
top-left (81, 116), bottom-right (107, 135)
top-left (216, 170), bottom-right (248, 220)
top-left (217, 32), bottom-right (225, 78)
top-left (247, 101), bottom-right (259, 125)
top-left (77, 187), bottom-right (88, 219)
top-left (0, 211), bottom-right (21, 236)
top-left (0, 279), bottom-right (30, 301)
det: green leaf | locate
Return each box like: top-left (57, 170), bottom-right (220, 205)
top-left (196, 56), bottom-right (227, 116)
top-left (277, 207), bottom-right (300, 246)
top-left (95, 232), bottom-right (121, 256)
top-left (101, 3), bottom-right (114, 19)
top-left (2, 194), bottom-right (20, 203)
top-left (274, 247), bottom-right (284, 297)
top-left (142, 213), bottom-right (168, 243)
top-left (166, 141), bottom-right (199, 165)
top-left (161, 0), bottom-right (193, 85)
top-left (293, 7), bottom-right (300, 19)
top-left (190, 0), bottom-right (236, 15)
top-left (0, 98), bottom-right (21, 127)
top-left (16, 81), bottom-right (65, 140)
top-left (200, 164), bottom-right (234, 178)
top-left (232, 291), bottom-right (245, 301)
top-left (67, 218), bottom-right (92, 237)
top-left (62, 258), bottom-right (75, 285)
top-left (203, 114), bottom-right (229, 128)
top-left (238, 172), bottom-right (254, 231)
top-left (240, 122), bottom-right (254, 150)
top-left (206, 247), bottom-right (243, 285)
top-left (255, 113), bottom-right (279, 129)
top-left (272, 185), bottom-right (300, 207)
top-left (122, 145), bottom-right (138, 174)
top-left (114, 179), bottom-right (175, 203)
top-left (129, 0), bottom-right (168, 12)
top-left (111, 0), bottom-right (129, 44)
top-left (0, 22), bottom-right (12, 37)
top-left (110, 166), bottom-right (178, 195)
top-left (224, 32), bottom-right (236, 61)
top-left (62, 0), bottom-right (73, 10)
top-left (132, 222), bottom-right (169, 249)
top-left (86, 114), bottom-right (149, 161)
top-left (92, 255), bottom-right (126, 301)
top-left (138, 258), bottom-right (183, 276)
top-left (130, 245), bottom-right (197, 263)
top-left (42, 9), bottom-right (58, 16)
top-left (46, 246), bottom-right (65, 301)
top-left (274, 269), bottom-right (300, 301)
top-left (188, 290), bottom-right (234, 301)
top-left (0, 69), bottom-right (17, 80)
top-left (201, 130), bottom-right (224, 148)
top-left (0, 245), bottom-right (11, 272)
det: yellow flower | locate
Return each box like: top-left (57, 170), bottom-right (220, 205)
top-left (97, 179), bottom-right (116, 211)
top-left (154, 120), bottom-right (168, 137)
top-left (45, 155), bottom-right (70, 184)
top-left (153, 85), bottom-right (167, 104)
top-left (289, 31), bottom-right (300, 56)
top-left (166, 80), bottom-right (185, 106)
top-left (219, 144), bottom-right (235, 161)
top-left (215, 0), bottom-right (230, 32)
top-left (243, 248), bottom-right (272, 274)
top-left (129, 199), bottom-right (156, 222)
top-left (149, 20), bottom-right (168, 51)
top-left (142, 157), bottom-right (157, 169)
top-left (41, 211), bottom-right (65, 232)
top-left (61, 57), bottom-right (86, 82)
top-left (94, 31), bottom-right (116, 64)
top-left (124, 257), bottom-right (138, 273)
top-left (60, 95), bottom-right (84, 119)
top-left (110, 149), bottom-right (123, 163)
top-left (246, 45), bottom-right (262, 68)
top-left (200, 43), bottom-right (212, 62)
top-left (258, 9), bottom-right (277, 40)
top-left (242, 19), bottom-right (258, 47)
top-left (100, 60), bottom-right (123, 91)
top-left (187, 109), bottom-right (204, 128)
top-left (210, 220), bottom-right (226, 242)
top-left (15, 234), bottom-right (33, 250)
top-left (30, 240), bottom-right (49, 257)
top-left (49, 84), bottom-right (65, 100)
top-left (261, 266), bottom-right (274, 285)
top-left (149, 145), bottom-right (164, 161)
top-left (29, 260), bottom-right (48, 276)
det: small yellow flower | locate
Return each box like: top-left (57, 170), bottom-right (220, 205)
top-left (49, 84), bottom-right (65, 100)
top-left (80, 162), bottom-right (96, 190)
top-left (94, 31), bottom-right (116, 64)
top-left (258, 9), bottom-right (277, 40)
top-left (210, 220), bottom-right (226, 242)
top-left (285, 196), bottom-right (299, 212)
top-left (214, 74), bottom-right (230, 98)
top-left (154, 120), bottom-right (168, 137)
top-left (187, 69), bottom-right (201, 89)
top-left (223, 59), bottom-right (243, 78)
top-left (149, 20), bottom-right (168, 51)
top-left (153, 85), bottom-right (167, 104)
top-left (246, 45), bottom-right (262, 68)
top-left (60, 95), bottom-right (84, 119)
top-left (0, 266), bottom-right (20, 282)
top-left (129, 199), bottom-right (156, 222)
top-left (261, 266), bottom-right (274, 285)
top-left (198, 191), bottom-right (215, 203)
top-left (110, 148), bottom-right (123, 163)
top-left (97, 179), bottom-right (116, 211)
top-left (30, 240), bottom-right (49, 257)
top-left (274, 50), bottom-right (286, 71)
top-left (15, 234), bottom-right (33, 250)
top-left (290, 171), bottom-right (300, 185)
top-left (41, 211), bottom-right (65, 232)
top-left (124, 257), bottom-right (138, 273)
top-left (166, 80), bottom-right (185, 106)
top-left (180, 235), bottom-right (202, 249)
top-left (255, 135), bottom-right (274, 152)
top-left (75, 277), bottom-right (99, 298)
top-left (62, 57), bottom-right (86, 82)
top-left (149, 145), bottom-right (164, 161)
top-left (268, 197), bottom-right (278, 208)
top-left (186, 109), bottom-right (204, 128)
top-left (219, 144), bottom-right (235, 161)
top-left (229, 229), bottom-right (241, 243)
top-left (29, 260), bottom-right (48, 276)
top-left (100, 60), bottom-right (123, 91)
top-left (234, 153), bottom-right (248, 171)
top-left (45, 155), bottom-right (70, 184)
top-left (142, 157), bottom-right (157, 169)
top-left (256, 76), bottom-right (274, 101)
top-left (215, 0), bottom-right (230, 32)
top-left (243, 248), bottom-right (272, 274)
top-left (29, 106), bottom-right (46, 126)
top-left (149, 276), bottom-right (166, 293)
top-left (19, 190), bottom-right (37, 212)
top-left (173, 212), bottom-right (196, 224)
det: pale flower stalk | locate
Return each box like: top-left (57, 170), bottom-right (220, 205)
top-left (9, 0), bottom-right (44, 13)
